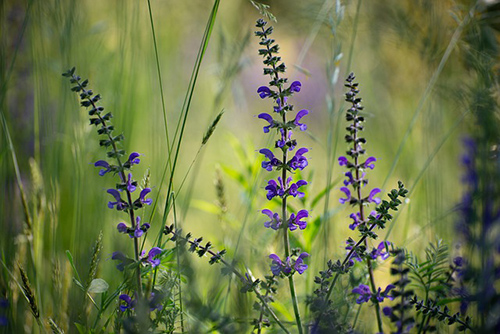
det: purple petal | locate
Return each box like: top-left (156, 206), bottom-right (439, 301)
top-left (368, 188), bottom-right (381, 204)
top-left (339, 187), bottom-right (351, 204)
top-left (259, 148), bottom-right (274, 160)
top-left (117, 223), bottom-right (128, 233)
top-left (107, 189), bottom-right (121, 201)
top-left (128, 152), bottom-right (141, 165)
top-left (364, 156), bottom-right (376, 169)
top-left (257, 86), bottom-right (272, 99)
top-left (294, 109), bottom-right (309, 131)
top-left (269, 254), bottom-right (281, 264)
top-left (258, 113), bottom-right (274, 133)
top-left (289, 81), bottom-right (302, 93)
top-left (262, 209), bottom-right (273, 219)
top-left (338, 156), bottom-right (348, 166)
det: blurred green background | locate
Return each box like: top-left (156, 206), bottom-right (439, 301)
top-left (1, 0), bottom-right (498, 332)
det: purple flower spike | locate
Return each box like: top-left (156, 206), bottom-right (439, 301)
top-left (126, 173), bottom-right (136, 193)
top-left (294, 252), bottom-right (309, 274)
top-left (289, 148), bottom-right (308, 170)
top-left (257, 86), bottom-right (273, 99)
top-left (294, 109), bottom-right (309, 131)
top-left (339, 187), bottom-right (351, 204)
top-left (117, 222), bottom-right (128, 233)
top-left (368, 188), bottom-right (381, 204)
top-left (262, 209), bottom-right (282, 230)
top-left (107, 189), bottom-right (127, 210)
top-left (269, 254), bottom-right (282, 275)
top-left (288, 209), bottom-right (309, 231)
top-left (364, 156), bottom-right (376, 169)
top-left (352, 284), bottom-right (372, 304)
top-left (289, 81), bottom-right (302, 93)
top-left (289, 180), bottom-right (307, 198)
top-left (128, 152), bottom-right (141, 166)
top-left (147, 247), bottom-right (162, 267)
top-left (139, 188), bottom-right (153, 205)
top-left (119, 294), bottom-right (134, 312)
top-left (260, 148), bottom-right (282, 171)
top-left (258, 113), bottom-right (275, 133)
top-left (94, 160), bottom-right (111, 176)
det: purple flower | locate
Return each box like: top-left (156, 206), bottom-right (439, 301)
top-left (149, 292), bottom-right (163, 311)
top-left (346, 241), bottom-right (363, 266)
top-left (289, 179), bottom-right (307, 198)
top-left (258, 113), bottom-right (276, 133)
top-left (119, 294), bottom-right (134, 312)
top-left (131, 216), bottom-right (144, 238)
top-left (453, 256), bottom-right (464, 267)
top-left (294, 252), bottom-right (309, 274)
top-left (107, 189), bottom-right (127, 210)
top-left (94, 160), bottom-right (111, 176)
top-left (294, 109), bottom-right (309, 131)
top-left (139, 188), bottom-right (152, 205)
top-left (349, 212), bottom-right (361, 230)
top-left (276, 129), bottom-right (295, 150)
top-left (257, 86), bottom-right (273, 99)
top-left (343, 172), bottom-right (355, 186)
top-left (112, 251), bottom-right (133, 271)
top-left (375, 284), bottom-right (395, 302)
top-left (265, 179), bottom-right (280, 200)
top-left (117, 222), bottom-right (128, 233)
top-left (339, 187), bottom-right (351, 204)
top-left (269, 254), bottom-right (293, 275)
top-left (260, 148), bottom-right (282, 171)
top-left (128, 152), bottom-right (141, 166)
top-left (289, 81), bottom-right (302, 93)
top-left (126, 173), bottom-right (136, 193)
top-left (338, 156), bottom-right (349, 167)
top-left (364, 157), bottom-right (376, 169)
top-left (352, 284), bottom-right (372, 304)
top-left (274, 97), bottom-right (288, 113)
top-left (269, 254), bottom-right (283, 275)
top-left (262, 209), bottom-right (282, 230)
top-left (383, 306), bottom-right (393, 317)
top-left (147, 247), bottom-right (162, 267)
top-left (288, 148), bottom-right (308, 170)
top-left (368, 188), bottom-right (381, 204)
top-left (369, 241), bottom-right (391, 260)
top-left (288, 209), bottom-right (308, 231)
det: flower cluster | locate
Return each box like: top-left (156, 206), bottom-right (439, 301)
top-left (255, 19), bottom-right (310, 278)
top-left (352, 283), bottom-right (395, 304)
top-left (63, 68), bottom-right (162, 315)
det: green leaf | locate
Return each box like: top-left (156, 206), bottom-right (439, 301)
top-left (88, 278), bottom-right (109, 294)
